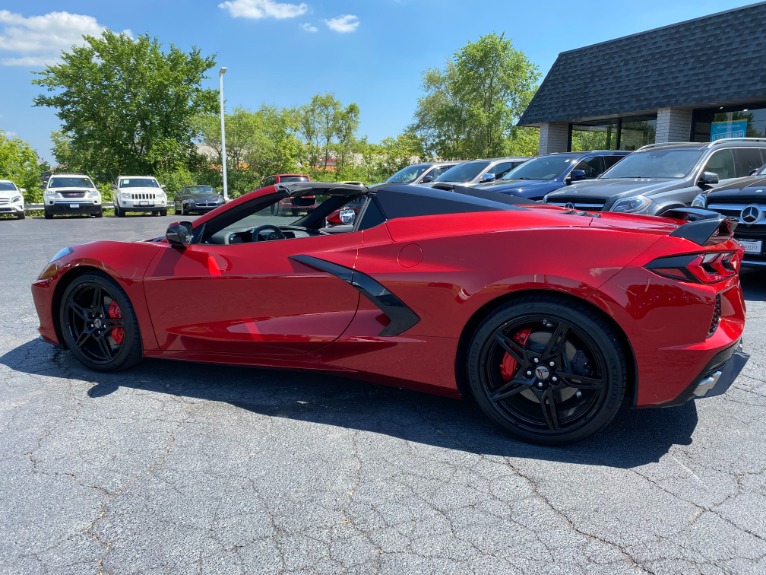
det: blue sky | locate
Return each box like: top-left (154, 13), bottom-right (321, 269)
top-left (0, 0), bottom-right (759, 163)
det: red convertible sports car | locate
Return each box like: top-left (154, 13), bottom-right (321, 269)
top-left (32, 182), bottom-right (749, 444)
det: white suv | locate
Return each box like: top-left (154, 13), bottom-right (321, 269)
top-left (0, 179), bottom-right (25, 220)
top-left (113, 176), bottom-right (168, 217)
top-left (44, 174), bottom-right (102, 219)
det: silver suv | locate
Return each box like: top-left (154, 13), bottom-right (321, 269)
top-left (113, 176), bottom-right (168, 217)
top-left (43, 174), bottom-right (102, 219)
top-left (544, 138), bottom-right (766, 215)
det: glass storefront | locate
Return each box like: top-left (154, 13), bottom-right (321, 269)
top-left (692, 105), bottom-right (766, 141)
top-left (570, 115), bottom-right (657, 151)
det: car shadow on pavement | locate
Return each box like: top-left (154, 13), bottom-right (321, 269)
top-left (3, 339), bottom-right (699, 468)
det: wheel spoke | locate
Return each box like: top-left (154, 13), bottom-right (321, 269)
top-left (74, 328), bottom-right (93, 349)
top-left (495, 332), bottom-right (527, 365)
top-left (89, 286), bottom-right (103, 310)
top-left (95, 335), bottom-right (114, 360)
top-left (66, 299), bottom-right (88, 321)
top-left (541, 321), bottom-right (568, 361)
top-left (490, 377), bottom-right (530, 403)
top-left (557, 371), bottom-right (606, 390)
top-left (540, 388), bottom-right (560, 431)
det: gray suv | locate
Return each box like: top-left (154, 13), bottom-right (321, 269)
top-left (544, 138), bottom-right (766, 215)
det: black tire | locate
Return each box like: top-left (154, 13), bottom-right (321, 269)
top-left (59, 273), bottom-right (143, 372)
top-left (44, 209), bottom-right (53, 220)
top-left (160, 208), bottom-right (167, 216)
top-left (17, 211), bottom-right (25, 220)
top-left (467, 296), bottom-right (626, 445)
top-left (94, 209), bottom-right (103, 218)
top-left (115, 203), bottom-right (124, 217)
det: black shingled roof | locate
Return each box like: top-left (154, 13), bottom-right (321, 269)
top-left (518, 2), bottom-right (766, 126)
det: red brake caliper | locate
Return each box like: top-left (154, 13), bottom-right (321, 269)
top-left (500, 328), bottom-right (532, 382)
top-left (108, 300), bottom-right (124, 345)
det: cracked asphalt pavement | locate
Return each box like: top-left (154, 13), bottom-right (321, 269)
top-left (1, 214), bottom-right (765, 574)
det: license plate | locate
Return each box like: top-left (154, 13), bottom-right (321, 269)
top-left (138, 201), bottom-right (150, 206)
top-left (70, 203), bottom-right (79, 208)
top-left (738, 239), bottom-right (762, 254)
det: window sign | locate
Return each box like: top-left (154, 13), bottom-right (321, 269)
top-left (711, 120), bottom-right (747, 141)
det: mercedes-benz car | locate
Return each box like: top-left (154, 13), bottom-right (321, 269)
top-left (113, 176), bottom-right (168, 217)
top-left (43, 174), bottom-right (102, 219)
top-left (0, 179), bottom-right (25, 219)
top-left (692, 163), bottom-right (766, 267)
top-left (31, 182), bottom-right (749, 445)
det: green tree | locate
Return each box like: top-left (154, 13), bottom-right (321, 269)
top-left (295, 94), bottom-right (361, 172)
top-left (33, 30), bottom-right (217, 181)
top-left (0, 131), bottom-right (43, 202)
top-left (411, 33), bottom-right (539, 159)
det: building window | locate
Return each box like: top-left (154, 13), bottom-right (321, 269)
top-left (570, 116), bottom-right (657, 152)
top-left (692, 106), bottom-right (766, 141)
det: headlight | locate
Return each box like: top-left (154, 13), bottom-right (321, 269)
top-left (44, 190), bottom-right (55, 197)
top-left (217, 197), bottom-right (224, 204)
top-left (691, 193), bottom-right (706, 208)
top-left (610, 195), bottom-right (651, 213)
top-left (11, 195), bottom-right (22, 203)
top-left (50, 247), bottom-right (73, 263)
top-left (187, 199), bottom-right (196, 205)
top-left (87, 190), bottom-right (100, 199)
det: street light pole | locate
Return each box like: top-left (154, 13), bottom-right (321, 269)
top-left (219, 66), bottom-right (228, 202)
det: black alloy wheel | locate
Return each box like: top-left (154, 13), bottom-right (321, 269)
top-left (59, 273), bottom-right (142, 372)
top-left (467, 297), bottom-right (626, 445)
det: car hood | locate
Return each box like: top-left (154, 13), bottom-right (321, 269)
top-left (0, 190), bottom-right (20, 198)
top-left (119, 187), bottom-right (164, 194)
top-left (182, 193), bottom-right (220, 200)
top-left (706, 176), bottom-right (766, 201)
top-left (48, 187), bottom-right (98, 194)
top-left (480, 179), bottom-right (564, 199)
top-left (546, 178), bottom-right (678, 200)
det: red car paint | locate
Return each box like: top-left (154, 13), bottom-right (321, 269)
top-left (32, 183), bottom-right (748, 413)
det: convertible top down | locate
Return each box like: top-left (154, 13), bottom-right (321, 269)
top-left (32, 182), bottom-right (749, 444)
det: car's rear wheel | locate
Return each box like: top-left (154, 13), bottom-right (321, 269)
top-left (59, 273), bottom-right (142, 372)
top-left (467, 296), bottom-right (626, 445)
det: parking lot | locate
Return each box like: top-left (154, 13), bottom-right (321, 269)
top-left (1, 213), bottom-right (765, 574)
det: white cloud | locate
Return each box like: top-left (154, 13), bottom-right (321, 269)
top-left (219, 0), bottom-right (308, 20)
top-left (301, 23), bottom-right (318, 33)
top-left (324, 14), bottom-right (359, 33)
top-left (0, 10), bottom-right (131, 67)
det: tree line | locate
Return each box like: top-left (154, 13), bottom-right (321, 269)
top-left (4, 29), bottom-right (550, 202)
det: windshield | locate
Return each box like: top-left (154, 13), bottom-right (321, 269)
top-left (434, 160), bottom-right (490, 182)
top-left (0, 181), bottom-right (18, 191)
top-left (499, 156), bottom-right (577, 181)
top-left (386, 164), bottom-right (428, 184)
top-left (119, 178), bottom-right (160, 188)
top-left (757, 164), bottom-right (766, 176)
top-left (601, 149), bottom-right (704, 179)
top-left (48, 176), bottom-right (95, 188)
top-left (184, 185), bottom-right (214, 194)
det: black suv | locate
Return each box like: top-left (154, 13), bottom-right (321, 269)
top-left (694, 163), bottom-right (766, 267)
top-left (544, 138), bottom-right (766, 215)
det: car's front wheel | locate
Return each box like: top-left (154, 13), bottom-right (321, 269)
top-left (59, 273), bottom-right (142, 372)
top-left (467, 296), bottom-right (626, 445)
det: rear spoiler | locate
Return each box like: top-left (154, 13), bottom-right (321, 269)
top-left (665, 207), bottom-right (738, 246)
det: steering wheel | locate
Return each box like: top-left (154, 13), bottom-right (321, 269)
top-left (250, 225), bottom-right (285, 242)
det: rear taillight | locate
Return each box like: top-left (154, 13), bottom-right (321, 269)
top-left (646, 251), bottom-right (741, 284)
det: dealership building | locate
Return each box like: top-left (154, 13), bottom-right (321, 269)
top-left (519, 2), bottom-right (766, 153)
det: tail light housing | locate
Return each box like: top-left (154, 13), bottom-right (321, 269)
top-left (645, 251), bottom-right (742, 284)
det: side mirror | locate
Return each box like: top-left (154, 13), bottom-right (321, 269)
top-left (111, 183), bottom-right (117, 189)
top-left (749, 168), bottom-right (758, 176)
top-left (161, 184), bottom-right (167, 189)
top-left (420, 175), bottom-right (434, 183)
top-left (339, 208), bottom-right (356, 225)
top-left (698, 171), bottom-right (720, 186)
top-left (480, 173), bottom-right (496, 183)
top-left (166, 221), bottom-right (194, 248)
top-left (568, 169), bottom-right (587, 182)
top-left (20, 188), bottom-right (26, 193)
